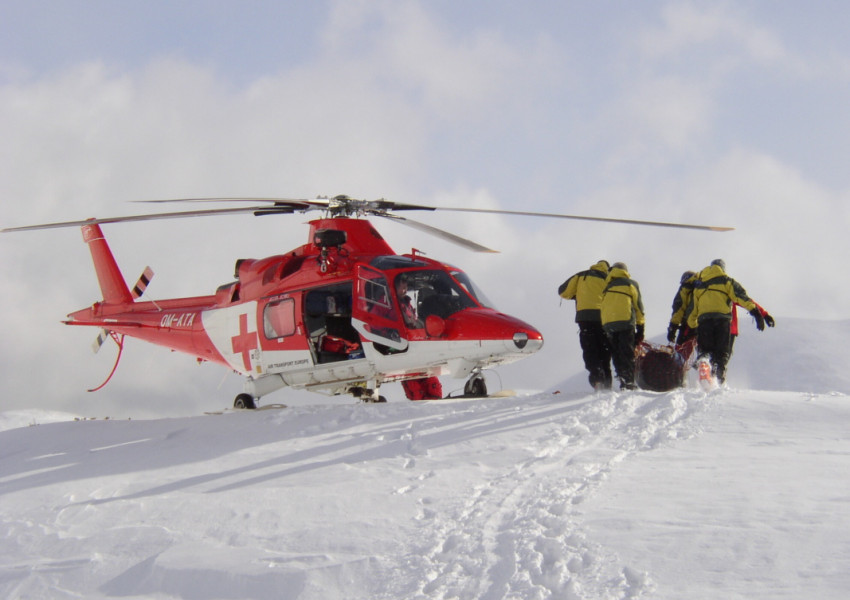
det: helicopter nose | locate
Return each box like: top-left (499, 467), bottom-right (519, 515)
top-left (445, 307), bottom-right (543, 355)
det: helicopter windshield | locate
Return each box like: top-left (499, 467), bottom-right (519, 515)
top-left (449, 269), bottom-right (495, 309)
top-left (394, 269), bottom-right (483, 321)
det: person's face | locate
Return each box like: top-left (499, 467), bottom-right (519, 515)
top-left (396, 279), bottom-right (408, 295)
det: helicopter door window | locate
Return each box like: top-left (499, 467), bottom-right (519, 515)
top-left (352, 266), bottom-right (408, 352)
top-left (263, 298), bottom-right (296, 339)
top-left (363, 278), bottom-right (396, 319)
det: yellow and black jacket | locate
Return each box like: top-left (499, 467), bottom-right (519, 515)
top-left (601, 266), bottom-right (645, 332)
top-left (687, 264), bottom-right (756, 328)
top-left (558, 261), bottom-right (609, 323)
top-left (670, 273), bottom-right (697, 327)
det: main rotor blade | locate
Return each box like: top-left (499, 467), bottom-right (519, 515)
top-left (133, 197), bottom-right (325, 208)
top-left (378, 213), bottom-right (498, 253)
top-left (1, 194), bottom-right (733, 236)
top-left (134, 196), bottom-right (439, 214)
top-left (0, 206), bottom-right (276, 233)
top-left (433, 207), bottom-right (734, 232)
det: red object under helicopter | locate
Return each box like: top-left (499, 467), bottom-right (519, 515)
top-left (2, 195), bottom-right (731, 407)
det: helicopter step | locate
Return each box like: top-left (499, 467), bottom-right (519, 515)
top-left (349, 384), bottom-right (387, 403)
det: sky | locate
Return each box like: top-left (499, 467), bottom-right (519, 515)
top-left (2, 1), bottom-right (849, 416)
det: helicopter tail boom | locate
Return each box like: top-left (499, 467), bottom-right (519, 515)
top-left (82, 222), bottom-right (134, 305)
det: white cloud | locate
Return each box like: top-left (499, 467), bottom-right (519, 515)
top-left (322, 0), bottom-right (561, 124)
top-left (639, 3), bottom-right (786, 65)
top-left (611, 76), bottom-right (715, 162)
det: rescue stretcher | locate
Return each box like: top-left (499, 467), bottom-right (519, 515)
top-left (635, 339), bottom-right (698, 392)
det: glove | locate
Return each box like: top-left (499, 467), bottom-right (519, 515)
top-left (635, 324), bottom-right (645, 344)
top-left (666, 323), bottom-right (678, 342)
top-left (750, 308), bottom-right (765, 331)
top-left (764, 313), bottom-right (775, 327)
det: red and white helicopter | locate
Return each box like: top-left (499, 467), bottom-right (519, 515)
top-left (2, 196), bottom-right (731, 407)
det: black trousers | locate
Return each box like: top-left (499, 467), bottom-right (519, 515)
top-left (606, 327), bottom-right (636, 388)
top-left (578, 322), bottom-right (612, 389)
top-left (697, 318), bottom-right (732, 383)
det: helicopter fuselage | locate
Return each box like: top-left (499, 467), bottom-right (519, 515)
top-left (66, 217), bottom-right (543, 403)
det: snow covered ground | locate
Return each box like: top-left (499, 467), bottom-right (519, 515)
top-left (2, 319), bottom-right (849, 599)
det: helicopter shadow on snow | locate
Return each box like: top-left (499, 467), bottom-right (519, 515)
top-left (205, 396), bottom-right (597, 495)
top-left (0, 392), bottom-right (593, 503)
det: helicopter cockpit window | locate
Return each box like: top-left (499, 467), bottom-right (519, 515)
top-left (400, 269), bottom-right (479, 320)
top-left (450, 269), bottom-right (495, 309)
top-left (263, 298), bottom-right (296, 339)
top-left (394, 274), bottom-right (423, 329)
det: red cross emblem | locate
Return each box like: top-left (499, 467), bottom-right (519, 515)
top-left (231, 313), bottom-right (258, 371)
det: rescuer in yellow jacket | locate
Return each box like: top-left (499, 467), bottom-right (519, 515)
top-left (600, 262), bottom-right (645, 390)
top-left (558, 260), bottom-right (612, 390)
top-left (666, 270), bottom-right (697, 345)
top-left (687, 259), bottom-right (765, 384)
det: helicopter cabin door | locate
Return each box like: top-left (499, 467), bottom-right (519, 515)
top-left (352, 265), bottom-right (409, 352)
top-left (301, 283), bottom-right (364, 364)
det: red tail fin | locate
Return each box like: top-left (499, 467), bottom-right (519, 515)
top-left (81, 222), bottom-right (133, 304)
